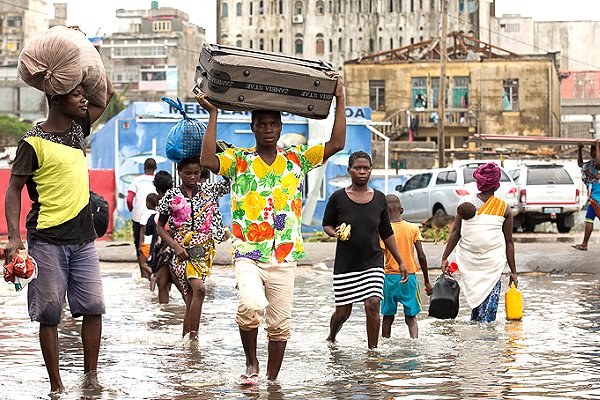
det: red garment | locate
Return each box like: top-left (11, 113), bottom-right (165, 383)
top-left (2, 249), bottom-right (36, 283)
top-left (126, 190), bottom-right (135, 212)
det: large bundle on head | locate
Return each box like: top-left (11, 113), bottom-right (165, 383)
top-left (18, 26), bottom-right (108, 106)
top-left (161, 97), bottom-right (205, 163)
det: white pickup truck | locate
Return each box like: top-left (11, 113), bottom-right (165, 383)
top-left (508, 164), bottom-right (580, 233)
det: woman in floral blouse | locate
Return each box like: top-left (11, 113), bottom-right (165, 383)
top-left (156, 157), bottom-right (230, 341)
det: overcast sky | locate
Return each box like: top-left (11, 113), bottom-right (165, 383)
top-left (49, 0), bottom-right (600, 43)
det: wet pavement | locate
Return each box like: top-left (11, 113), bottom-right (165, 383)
top-left (1, 258), bottom-right (600, 399)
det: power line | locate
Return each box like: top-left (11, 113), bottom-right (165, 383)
top-left (446, 10), bottom-right (600, 71)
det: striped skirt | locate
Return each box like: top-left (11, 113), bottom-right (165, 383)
top-left (332, 267), bottom-right (385, 306)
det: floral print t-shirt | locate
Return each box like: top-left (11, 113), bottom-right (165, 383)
top-left (217, 143), bottom-right (325, 263)
top-left (157, 180), bottom-right (230, 244)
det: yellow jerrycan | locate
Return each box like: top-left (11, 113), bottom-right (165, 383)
top-left (505, 284), bottom-right (523, 321)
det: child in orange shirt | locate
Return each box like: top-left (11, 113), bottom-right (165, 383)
top-left (381, 194), bottom-right (433, 338)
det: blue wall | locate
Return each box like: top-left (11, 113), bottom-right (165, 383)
top-left (91, 102), bottom-right (373, 231)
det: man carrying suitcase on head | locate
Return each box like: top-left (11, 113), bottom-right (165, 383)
top-left (197, 73), bottom-right (345, 384)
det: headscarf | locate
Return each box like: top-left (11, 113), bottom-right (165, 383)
top-left (474, 162), bottom-right (501, 193)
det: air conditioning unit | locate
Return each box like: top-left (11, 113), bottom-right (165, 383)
top-left (292, 15), bottom-right (304, 24)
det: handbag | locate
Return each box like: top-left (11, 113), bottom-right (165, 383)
top-left (428, 273), bottom-right (460, 319)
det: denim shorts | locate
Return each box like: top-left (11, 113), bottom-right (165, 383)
top-left (27, 235), bottom-right (105, 325)
top-left (585, 203), bottom-right (600, 223)
top-left (381, 273), bottom-right (422, 317)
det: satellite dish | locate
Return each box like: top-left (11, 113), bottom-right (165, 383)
top-left (331, 153), bottom-right (351, 166)
top-left (279, 133), bottom-right (307, 147)
top-left (143, 103), bottom-right (165, 115)
top-left (329, 176), bottom-right (351, 188)
top-left (127, 153), bottom-right (168, 164)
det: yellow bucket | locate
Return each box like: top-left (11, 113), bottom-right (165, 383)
top-left (505, 283), bottom-right (523, 321)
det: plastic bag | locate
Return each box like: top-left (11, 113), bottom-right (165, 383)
top-left (1, 249), bottom-right (38, 292)
top-left (428, 273), bottom-right (460, 319)
top-left (162, 96), bottom-right (206, 163)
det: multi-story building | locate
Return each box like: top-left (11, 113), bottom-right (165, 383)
top-left (344, 32), bottom-right (561, 154)
top-left (48, 2), bottom-right (66, 28)
top-left (216, 0), bottom-right (495, 69)
top-left (490, 16), bottom-right (600, 143)
top-left (491, 15), bottom-right (600, 72)
top-left (560, 71), bottom-right (600, 141)
top-left (100, 4), bottom-right (205, 102)
top-left (0, 0), bottom-right (48, 121)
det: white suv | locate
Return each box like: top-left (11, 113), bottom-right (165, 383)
top-left (394, 162), bottom-right (519, 223)
top-left (508, 164), bottom-right (580, 233)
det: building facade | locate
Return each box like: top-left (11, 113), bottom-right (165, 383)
top-left (560, 70), bottom-right (600, 141)
top-left (216, 0), bottom-right (495, 69)
top-left (99, 5), bottom-right (205, 102)
top-left (490, 16), bottom-right (600, 143)
top-left (491, 15), bottom-right (600, 72)
top-left (344, 34), bottom-right (561, 152)
top-left (0, 0), bottom-right (48, 121)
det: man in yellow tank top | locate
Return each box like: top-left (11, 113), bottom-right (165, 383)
top-left (4, 80), bottom-right (113, 394)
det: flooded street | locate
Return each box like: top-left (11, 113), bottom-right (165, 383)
top-left (1, 264), bottom-right (600, 399)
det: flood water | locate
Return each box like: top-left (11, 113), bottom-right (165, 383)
top-left (1, 264), bottom-right (600, 399)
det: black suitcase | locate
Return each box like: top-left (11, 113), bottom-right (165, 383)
top-left (195, 43), bottom-right (337, 119)
top-left (428, 273), bottom-right (460, 319)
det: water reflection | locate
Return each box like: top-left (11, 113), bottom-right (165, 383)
top-left (0, 268), bottom-right (599, 399)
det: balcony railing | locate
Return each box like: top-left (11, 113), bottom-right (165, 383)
top-left (381, 108), bottom-right (478, 139)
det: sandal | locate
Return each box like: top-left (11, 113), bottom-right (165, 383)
top-left (239, 373), bottom-right (259, 386)
top-left (571, 244), bottom-right (587, 251)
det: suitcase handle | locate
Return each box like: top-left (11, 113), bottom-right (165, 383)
top-left (204, 43), bottom-right (335, 71)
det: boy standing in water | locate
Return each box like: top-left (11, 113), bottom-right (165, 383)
top-left (4, 80), bottom-right (113, 394)
top-left (381, 194), bottom-right (433, 338)
top-left (196, 72), bottom-right (346, 384)
top-left (138, 193), bottom-right (159, 273)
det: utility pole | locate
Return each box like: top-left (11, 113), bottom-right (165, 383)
top-left (438, 0), bottom-right (448, 168)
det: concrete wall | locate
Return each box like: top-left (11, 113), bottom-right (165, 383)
top-left (492, 16), bottom-right (600, 72)
top-left (535, 21), bottom-right (600, 72)
top-left (490, 14), bottom-right (534, 55)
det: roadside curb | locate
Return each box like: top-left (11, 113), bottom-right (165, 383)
top-left (96, 238), bottom-right (599, 274)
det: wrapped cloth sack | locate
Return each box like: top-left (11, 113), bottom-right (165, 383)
top-left (1, 249), bottom-right (38, 292)
top-left (161, 96), bottom-right (206, 163)
top-left (18, 26), bottom-right (108, 106)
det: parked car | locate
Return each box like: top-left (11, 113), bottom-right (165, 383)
top-left (393, 163), bottom-right (519, 223)
top-left (508, 164), bottom-right (580, 233)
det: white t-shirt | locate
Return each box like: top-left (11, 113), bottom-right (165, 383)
top-left (128, 174), bottom-right (157, 223)
top-left (139, 210), bottom-right (158, 245)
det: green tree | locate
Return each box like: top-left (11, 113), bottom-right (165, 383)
top-left (0, 115), bottom-right (32, 146)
